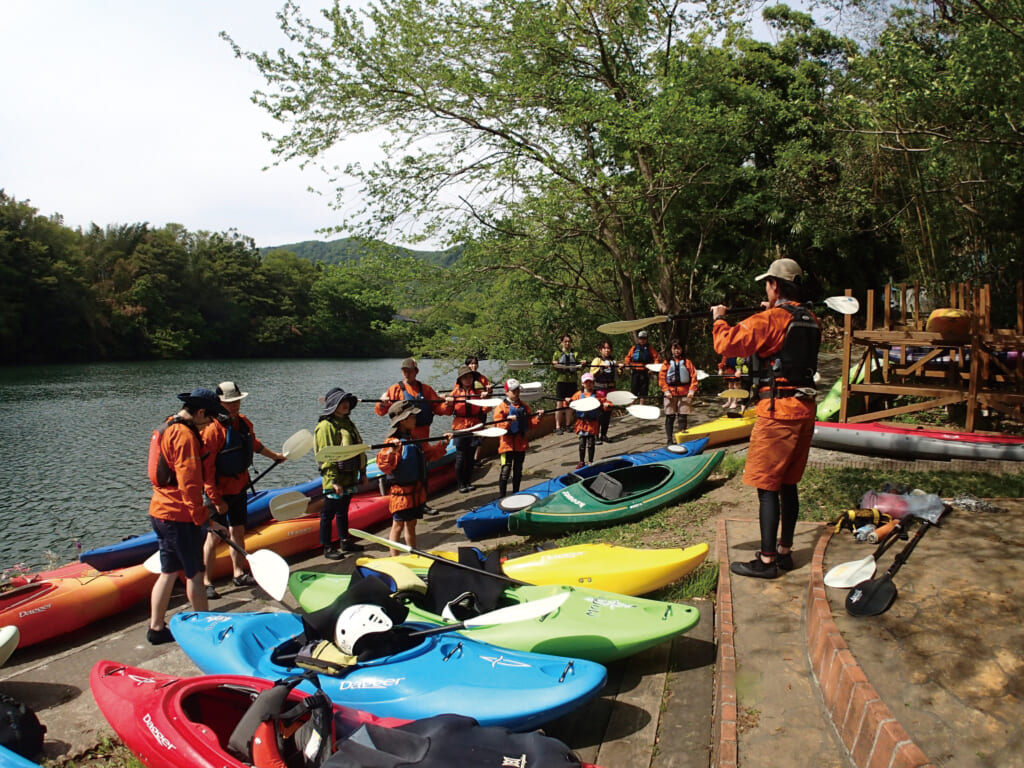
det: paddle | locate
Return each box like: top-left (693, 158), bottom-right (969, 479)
top-left (823, 520), bottom-right (906, 589)
top-left (364, 396), bottom-right (503, 408)
top-left (625, 404), bottom-right (660, 420)
top-left (315, 426), bottom-right (508, 464)
top-left (407, 592), bottom-right (570, 637)
top-left (249, 429), bottom-right (316, 491)
top-left (605, 390), bottom-right (637, 406)
top-left (596, 296), bottom-right (861, 334)
top-left (349, 528), bottom-right (531, 586)
top-left (718, 389), bottom-right (750, 400)
top-left (506, 361), bottom-right (584, 371)
top-left (143, 528), bottom-right (290, 601)
top-left (845, 521), bottom-right (933, 616)
top-left (269, 491), bottom-right (312, 521)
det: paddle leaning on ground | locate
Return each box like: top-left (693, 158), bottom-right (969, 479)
top-left (595, 295), bottom-right (861, 334)
top-left (248, 428), bottom-right (315, 491)
top-left (142, 528), bottom-right (290, 601)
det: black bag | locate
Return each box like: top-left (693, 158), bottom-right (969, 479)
top-left (0, 692), bottom-right (45, 759)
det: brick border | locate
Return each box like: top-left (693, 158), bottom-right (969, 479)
top-left (712, 516), bottom-right (738, 768)
top-left (806, 529), bottom-right (935, 768)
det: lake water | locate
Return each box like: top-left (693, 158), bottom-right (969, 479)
top-left (0, 357), bottom-right (506, 571)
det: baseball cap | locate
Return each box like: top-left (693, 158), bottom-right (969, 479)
top-left (755, 258), bottom-right (803, 282)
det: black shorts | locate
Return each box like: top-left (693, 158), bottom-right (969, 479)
top-left (392, 504), bottom-right (424, 522)
top-left (630, 370), bottom-right (651, 397)
top-left (209, 492), bottom-right (247, 528)
top-left (555, 381), bottom-right (577, 401)
top-left (150, 517), bottom-right (205, 578)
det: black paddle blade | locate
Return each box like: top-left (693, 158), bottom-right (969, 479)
top-left (845, 574), bottom-right (897, 616)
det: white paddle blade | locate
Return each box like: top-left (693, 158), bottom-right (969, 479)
top-left (569, 398), bottom-right (601, 412)
top-left (475, 427), bottom-right (508, 437)
top-left (696, 369), bottom-right (709, 381)
top-left (143, 551), bottom-right (161, 574)
top-left (606, 390), bottom-right (636, 406)
top-left (282, 429), bottom-right (315, 460)
top-left (270, 491), bottom-right (311, 521)
top-left (824, 295), bottom-right (860, 315)
top-left (518, 389), bottom-right (544, 402)
top-left (467, 397), bottom-right (503, 408)
top-left (823, 556), bottom-right (877, 589)
top-left (645, 363), bottom-right (662, 373)
top-left (315, 444), bottom-right (370, 463)
top-left (505, 360), bottom-right (533, 370)
top-left (519, 381), bottom-right (543, 390)
top-left (626, 404), bottom-right (660, 420)
top-left (247, 549), bottom-right (290, 601)
top-left (463, 592), bottom-right (570, 628)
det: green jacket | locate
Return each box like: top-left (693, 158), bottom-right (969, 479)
top-left (315, 415), bottom-right (367, 492)
top-left (552, 347), bottom-right (579, 384)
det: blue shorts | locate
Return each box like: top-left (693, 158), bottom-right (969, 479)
top-left (150, 517), bottom-right (205, 578)
top-left (209, 492), bottom-right (247, 528)
top-left (392, 504), bottom-right (424, 523)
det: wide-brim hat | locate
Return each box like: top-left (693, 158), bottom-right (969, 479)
top-left (386, 400), bottom-right (421, 436)
top-left (320, 387), bottom-right (358, 417)
top-left (177, 387), bottom-right (227, 416)
top-left (456, 364), bottom-right (474, 381)
top-left (217, 381), bottom-right (249, 403)
top-left (755, 258), bottom-right (803, 283)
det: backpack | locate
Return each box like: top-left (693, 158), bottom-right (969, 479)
top-left (0, 692), bottom-right (45, 760)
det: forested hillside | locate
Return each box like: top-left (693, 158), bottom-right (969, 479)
top-left (265, 238), bottom-right (462, 268)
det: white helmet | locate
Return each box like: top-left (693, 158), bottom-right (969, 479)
top-left (334, 604), bottom-right (393, 655)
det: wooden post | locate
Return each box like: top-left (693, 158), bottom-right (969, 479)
top-left (966, 285), bottom-right (981, 431)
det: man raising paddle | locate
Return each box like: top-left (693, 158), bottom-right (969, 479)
top-left (711, 258), bottom-right (821, 580)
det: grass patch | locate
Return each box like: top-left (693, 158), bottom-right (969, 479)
top-left (652, 561), bottom-right (719, 602)
top-left (55, 738), bottom-right (144, 768)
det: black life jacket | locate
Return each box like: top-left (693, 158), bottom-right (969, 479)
top-left (215, 415), bottom-right (254, 478)
top-left (630, 344), bottom-right (653, 363)
top-left (451, 387), bottom-right (483, 420)
top-left (594, 358), bottom-right (616, 387)
top-left (504, 401), bottom-right (529, 435)
top-left (386, 441), bottom-right (427, 486)
top-left (665, 359), bottom-right (691, 387)
top-left (147, 417), bottom-right (203, 488)
top-left (399, 382), bottom-right (435, 427)
top-left (756, 303), bottom-right (820, 406)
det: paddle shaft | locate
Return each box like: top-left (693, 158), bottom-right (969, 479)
top-left (249, 459), bottom-right (284, 491)
top-left (349, 528), bottom-right (532, 587)
top-left (880, 520), bottom-right (932, 581)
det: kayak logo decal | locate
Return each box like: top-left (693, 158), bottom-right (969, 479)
top-left (848, 588), bottom-right (863, 604)
top-left (500, 756), bottom-right (528, 767)
top-left (128, 674), bottom-right (156, 686)
top-left (18, 603), bottom-right (51, 617)
top-left (562, 492), bottom-right (586, 509)
top-left (480, 655), bottom-right (532, 668)
top-left (335, 677), bottom-right (405, 690)
top-left (583, 597), bottom-right (636, 617)
top-left (143, 713), bottom-right (176, 751)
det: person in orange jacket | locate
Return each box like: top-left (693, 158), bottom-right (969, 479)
top-left (712, 258), bottom-right (821, 580)
top-left (373, 358), bottom-right (447, 441)
top-left (375, 401), bottom-right (451, 556)
top-left (200, 381), bottom-right (287, 599)
top-left (623, 330), bottom-right (660, 404)
top-left (443, 364), bottom-right (491, 493)
top-left (146, 388), bottom-right (227, 645)
top-left (658, 341), bottom-right (699, 445)
top-left (491, 379), bottom-right (545, 497)
top-left (570, 372), bottom-right (610, 468)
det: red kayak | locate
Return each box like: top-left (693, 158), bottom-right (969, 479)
top-left (90, 661), bottom-right (600, 768)
top-left (1, 562), bottom-right (157, 649)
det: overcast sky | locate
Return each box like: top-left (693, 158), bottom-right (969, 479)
top-left (0, 1), bottom-right (392, 249)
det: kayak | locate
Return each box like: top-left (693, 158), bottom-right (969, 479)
top-left (289, 564), bottom-right (700, 663)
top-left (675, 409), bottom-right (756, 446)
top-left (817, 357), bottom-right (881, 421)
top-left (0, 626), bottom-right (18, 667)
top-left (169, 610), bottom-right (606, 731)
top-left (507, 452), bottom-right (725, 535)
top-left (0, 746), bottom-right (41, 768)
top-left (90, 661), bottom-right (598, 768)
top-left (78, 477), bottom-right (324, 571)
top-left (0, 562), bottom-right (157, 649)
top-left (456, 439), bottom-right (710, 540)
top-left (78, 445), bottom-right (457, 572)
top-left (358, 541), bottom-right (711, 597)
top-left (811, 422), bottom-right (1024, 462)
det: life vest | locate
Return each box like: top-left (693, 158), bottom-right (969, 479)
top-left (504, 401), bottom-right (529, 435)
top-left (556, 349), bottom-right (577, 366)
top-left (147, 417), bottom-right (202, 488)
top-left (386, 442), bottom-right (427, 486)
top-left (215, 415), bottom-right (254, 478)
top-left (665, 359), bottom-right (691, 387)
top-left (755, 303), bottom-right (820, 407)
top-left (451, 388), bottom-right (482, 419)
top-left (399, 382), bottom-right (435, 427)
top-left (594, 358), bottom-right (616, 387)
top-left (630, 345), bottom-right (653, 364)
top-left (576, 392), bottom-right (600, 420)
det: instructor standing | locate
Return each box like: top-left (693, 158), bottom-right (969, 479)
top-left (711, 258), bottom-right (820, 579)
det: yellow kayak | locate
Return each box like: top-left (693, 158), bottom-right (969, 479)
top-left (356, 541), bottom-right (709, 596)
top-left (675, 408), bottom-right (757, 447)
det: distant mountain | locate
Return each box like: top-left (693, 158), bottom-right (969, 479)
top-left (262, 237), bottom-right (462, 268)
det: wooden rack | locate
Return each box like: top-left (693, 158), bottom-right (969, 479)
top-left (837, 280), bottom-right (1024, 430)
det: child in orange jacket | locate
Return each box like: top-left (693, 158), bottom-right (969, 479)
top-left (490, 379), bottom-right (544, 497)
top-left (659, 341), bottom-right (699, 445)
top-left (570, 372), bottom-right (610, 468)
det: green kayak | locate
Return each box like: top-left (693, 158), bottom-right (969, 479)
top-left (288, 561), bottom-right (700, 664)
top-left (507, 451), bottom-right (724, 536)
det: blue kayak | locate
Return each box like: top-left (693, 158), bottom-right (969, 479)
top-left (78, 478), bottom-right (323, 571)
top-left (456, 438), bottom-right (709, 540)
top-left (0, 745), bottom-right (42, 768)
top-left (169, 611), bottom-right (605, 731)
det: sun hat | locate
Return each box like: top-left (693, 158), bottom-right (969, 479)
top-left (386, 400), bottom-right (421, 435)
top-left (581, 372), bottom-right (595, 384)
top-left (755, 258), bottom-right (803, 283)
top-left (637, 330), bottom-right (648, 338)
top-left (320, 387), bottom-right (358, 417)
top-left (177, 387), bottom-right (227, 416)
top-left (504, 378), bottom-right (521, 392)
top-left (400, 357), bottom-right (419, 370)
top-left (456, 364), bottom-right (474, 381)
top-left (216, 381), bottom-right (249, 403)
